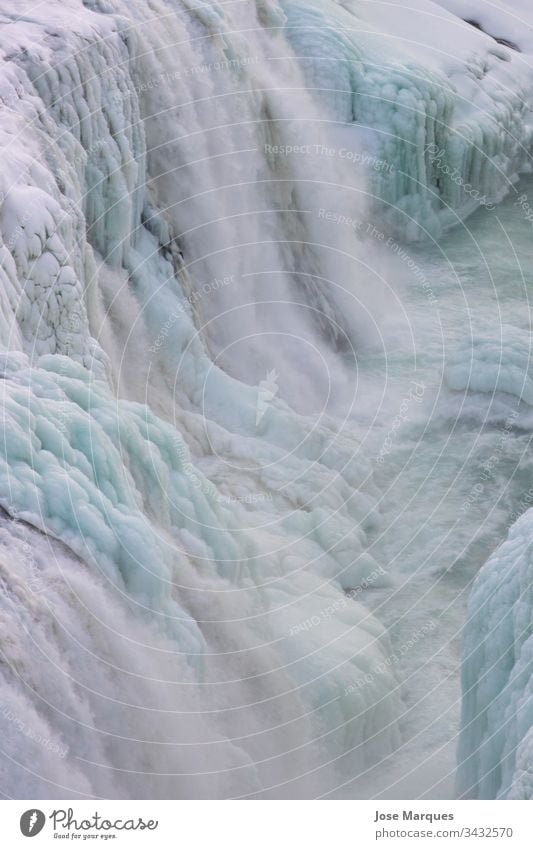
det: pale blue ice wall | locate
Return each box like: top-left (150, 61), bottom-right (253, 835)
top-left (282, 0), bottom-right (533, 238)
top-left (457, 511), bottom-right (533, 799)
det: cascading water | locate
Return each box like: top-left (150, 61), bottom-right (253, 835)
top-left (1, 0), bottom-right (533, 800)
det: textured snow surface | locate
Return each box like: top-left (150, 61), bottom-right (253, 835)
top-left (0, 0), bottom-right (532, 798)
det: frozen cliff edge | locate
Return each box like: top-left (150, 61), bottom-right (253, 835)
top-left (282, 0), bottom-right (533, 238)
top-left (457, 507), bottom-right (533, 799)
top-left (447, 322), bottom-right (533, 798)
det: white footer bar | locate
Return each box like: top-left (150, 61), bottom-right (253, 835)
top-left (3, 800), bottom-right (531, 848)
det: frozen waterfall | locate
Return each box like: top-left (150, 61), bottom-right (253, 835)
top-left (1, 0), bottom-right (533, 799)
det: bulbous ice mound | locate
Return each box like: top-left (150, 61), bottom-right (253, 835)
top-left (448, 326), bottom-right (533, 799)
top-left (445, 326), bottom-right (533, 406)
top-left (457, 508), bottom-right (533, 799)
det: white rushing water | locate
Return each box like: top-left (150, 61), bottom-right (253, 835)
top-left (0, 0), bottom-right (533, 799)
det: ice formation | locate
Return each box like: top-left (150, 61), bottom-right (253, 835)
top-left (0, 0), bottom-right (400, 798)
top-left (0, 0), bottom-right (532, 798)
top-left (282, 0), bottom-right (533, 238)
top-left (457, 510), bottom-right (533, 799)
top-left (445, 326), bottom-right (533, 406)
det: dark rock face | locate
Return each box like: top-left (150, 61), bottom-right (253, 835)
top-left (464, 18), bottom-right (521, 52)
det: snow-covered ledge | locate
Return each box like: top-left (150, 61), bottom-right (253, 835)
top-left (282, 0), bottom-right (533, 238)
